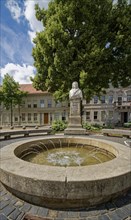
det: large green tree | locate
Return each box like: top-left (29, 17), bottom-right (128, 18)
top-left (1, 74), bottom-right (27, 126)
top-left (32, 0), bottom-right (131, 100)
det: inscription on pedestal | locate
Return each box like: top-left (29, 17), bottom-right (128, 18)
top-left (70, 102), bottom-right (79, 115)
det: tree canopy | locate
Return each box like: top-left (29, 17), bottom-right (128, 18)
top-left (1, 74), bottom-right (27, 125)
top-left (32, 0), bottom-right (131, 100)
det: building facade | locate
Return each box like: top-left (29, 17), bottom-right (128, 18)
top-left (0, 84), bottom-right (69, 127)
top-left (83, 86), bottom-right (131, 126)
top-left (0, 84), bottom-right (131, 127)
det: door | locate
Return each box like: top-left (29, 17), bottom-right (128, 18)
top-left (124, 112), bottom-right (128, 123)
top-left (44, 113), bottom-right (48, 124)
top-left (121, 112), bottom-right (128, 123)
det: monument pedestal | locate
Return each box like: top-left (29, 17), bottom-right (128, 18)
top-left (64, 98), bottom-right (86, 135)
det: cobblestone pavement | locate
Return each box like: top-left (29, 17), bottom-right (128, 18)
top-left (0, 135), bottom-right (131, 220)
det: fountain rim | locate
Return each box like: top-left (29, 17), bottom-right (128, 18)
top-left (1, 136), bottom-right (130, 181)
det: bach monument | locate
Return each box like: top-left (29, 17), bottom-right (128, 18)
top-left (64, 81), bottom-right (86, 135)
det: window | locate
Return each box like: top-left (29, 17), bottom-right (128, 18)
top-left (109, 111), bottom-right (113, 119)
top-left (86, 112), bottom-right (90, 120)
top-left (33, 101), bottom-right (37, 108)
top-left (101, 111), bottom-right (106, 121)
top-left (28, 113), bottom-right (31, 122)
top-left (15, 117), bottom-right (18, 122)
top-left (94, 96), bottom-right (98, 104)
top-left (54, 112), bottom-right (60, 120)
top-left (48, 99), bottom-right (52, 108)
top-left (118, 97), bottom-right (122, 105)
top-left (108, 95), bottom-right (113, 104)
top-left (94, 111), bottom-right (98, 120)
top-left (127, 95), bottom-right (131, 102)
top-left (40, 100), bottom-right (44, 108)
top-left (28, 103), bottom-right (31, 108)
top-left (34, 113), bottom-right (37, 121)
top-left (21, 113), bottom-right (25, 121)
top-left (100, 96), bottom-right (105, 104)
top-left (62, 111), bottom-right (66, 121)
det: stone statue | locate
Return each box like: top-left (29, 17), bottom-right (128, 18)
top-left (64, 81), bottom-right (86, 135)
top-left (69, 81), bottom-right (83, 100)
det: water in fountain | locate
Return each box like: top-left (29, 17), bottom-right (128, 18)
top-left (22, 140), bottom-right (115, 167)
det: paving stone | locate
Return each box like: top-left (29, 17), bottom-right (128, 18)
top-left (3, 194), bottom-right (13, 201)
top-left (28, 206), bottom-right (39, 215)
top-left (20, 203), bottom-right (31, 212)
top-left (0, 213), bottom-right (9, 220)
top-left (37, 207), bottom-right (48, 217)
top-left (55, 218), bottom-right (63, 220)
top-left (82, 209), bottom-right (99, 217)
top-left (23, 213), bottom-right (53, 220)
top-left (115, 207), bottom-right (131, 219)
top-left (57, 211), bottom-right (68, 218)
top-left (9, 208), bottom-right (21, 219)
top-left (0, 191), bottom-right (7, 196)
top-left (68, 211), bottom-right (79, 218)
top-left (10, 197), bottom-right (19, 205)
top-left (124, 204), bottom-right (131, 212)
top-left (79, 218), bottom-right (87, 220)
top-left (64, 218), bottom-right (79, 220)
top-left (2, 205), bottom-right (15, 216)
top-left (16, 212), bottom-right (25, 220)
top-left (48, 210), bottom-right (58, 218)
top-left (107, 211), bottom-right (122, 220)
top-left (0, 200), bottom-right (10, 209)
top-left (98, 215), bottom-right (110, 220)
top-left (15, 200), bottom-right (24, 207)
top-left (80, 212), bottom-right (89, 217)
top-left (86, 217), bottom-right (98, 220)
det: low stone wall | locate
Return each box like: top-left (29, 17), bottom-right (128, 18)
top-left (0, 127), bottom-right (52, 139)
top-left (102, 129), bottom-right (131, 138)
top-left (1, 136), bottom-right (131, 209)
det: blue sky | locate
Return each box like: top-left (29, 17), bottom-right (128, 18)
top-left (0, 0), bottom-right (50, 84)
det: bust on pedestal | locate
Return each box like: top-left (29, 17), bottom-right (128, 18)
top-left (64, 82), bottom-right (86, 135)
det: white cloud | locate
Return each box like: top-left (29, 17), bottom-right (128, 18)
top-left (5, 0), bottom-right (22, 23)
top-left (24, 0), bottom-right (50, 43)
top-left (1, 63), bottom-right (36, 84)
top-left (5, 0), bottom-right (50, 43)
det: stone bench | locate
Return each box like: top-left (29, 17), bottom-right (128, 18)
top-left (0, 128), bottom-right (52, 140)
top-left (102, 129), bottom-right (131, 138)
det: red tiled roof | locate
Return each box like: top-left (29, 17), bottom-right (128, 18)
top-left (20, 84), bottom-right (48, 94)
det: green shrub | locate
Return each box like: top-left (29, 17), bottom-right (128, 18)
top-left (82, 122), bottom-right (92, 130)
top-left (83, 122), bottom-right (102, 131)
top-left (124, 122), bottom-right (131, 128)
top-left (91, 123), bottom-right (103, 129)
top-left (52, 120), bottom-right (68, 131)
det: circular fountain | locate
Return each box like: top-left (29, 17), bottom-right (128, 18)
top-left (1, 136), bottom-right (131, 209)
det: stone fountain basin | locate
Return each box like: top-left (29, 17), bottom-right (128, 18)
top-left (1, 136), bottom-right (131, 209)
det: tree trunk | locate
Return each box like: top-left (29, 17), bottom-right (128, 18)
top-left (10, 101), bottom-right (13, 126)
top-left (18, 104), bottom-right (21, 125)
